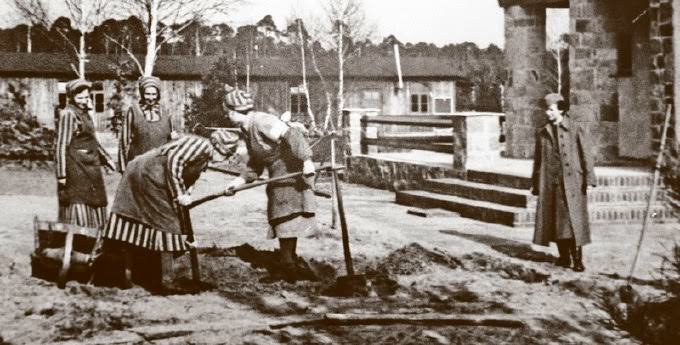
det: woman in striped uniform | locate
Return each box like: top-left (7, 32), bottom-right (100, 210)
top-left (56, 79), bottom-right (115, 229)
top-left (222, 86), bottom-right (318, 283)
top-left (118, 76), bottom-right (178, 172)
top-left (98, 130), bottom-right (238, 290)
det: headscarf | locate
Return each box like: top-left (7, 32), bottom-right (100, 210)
top-left (544, 93), bottom-right (564, 107)
top-left (139, 76), bottom-right (161, 97)
top-left (66, 79), bottom-right (92, 98)
top-left (223, 85), bottom-right (255, 113)
top-left (210, 129), bottom-right (240, 157)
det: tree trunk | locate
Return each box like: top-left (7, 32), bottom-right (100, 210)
top-left (309, 39), bottom-right (334, 131)
top-left (27, 25), bottom-right (32, 53)
top-left (195, 29), bottom-right (202, 56)
top-left (336, 21), bottom-right (344, 130)
top-left (144, 0), bottom-right (160, 76)
top-left (298, 20), bottom-right (316, 129)
top-left (78, 33), bottom-right (86, 78)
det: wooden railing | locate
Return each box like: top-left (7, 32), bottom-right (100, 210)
top-left (360, 115), bottom-right (455, 154)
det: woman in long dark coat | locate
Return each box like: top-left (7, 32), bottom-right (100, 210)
top-left (56, 79), bottom-right (115, 229)
top-left (222, 86), bottom-right (317, 282)
top-left (531, 93), bottom-right (596, 272)
top-left (98, 130), bottom-right (239, 290)
top-left (118, 76), bottom-right (177, 172)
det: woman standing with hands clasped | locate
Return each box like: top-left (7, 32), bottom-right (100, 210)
top-left (222, 85), bottom-right (318, 283)
top-left (55, 79), bottom-right (115, 229)
top-left (118, 76), bottom-right (178, 172)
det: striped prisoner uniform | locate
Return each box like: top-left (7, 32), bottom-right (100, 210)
top-left (118, 103), bottom-right (173, 172)
top-left (56, 107), bottom-right (115, 229)
top-left (103, 135), bottom-right (213, 252)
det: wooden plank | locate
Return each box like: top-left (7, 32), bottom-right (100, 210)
top-left (381, 133), bottom-right (453, 143)
top-left (362, 138), bottom-right (454, 153)
top-left (35, 220), bottom-right (99, 238)
top-left (271, 313), bottom-right (525, 329)
top-left (361, 115), bottom-right (452, 127)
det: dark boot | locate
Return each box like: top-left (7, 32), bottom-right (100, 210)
top-left (571, 244), bottom-right (585, 272)
top-left (554, 241), bottom-right (571, 268)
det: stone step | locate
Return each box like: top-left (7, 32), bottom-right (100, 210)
top-left (396, 190), bottom-right (677, 227)
top-left (466, 169), bottom-right (655, 190)
top-left (423, 178), bottom-right (667, 208)
top-left (396, 190), bottom-right (528, 227)
top-left (423, 178), bottom-right (533, 208)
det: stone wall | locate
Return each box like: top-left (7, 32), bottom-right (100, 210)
top-left (345, 155), bottom-right (460, 191)
top-left (503, 4), bottom-right (547, 158)
top-left (568, 0), bottom-right (623, 162)
top-left (649, 0), bottom-right (675, 148)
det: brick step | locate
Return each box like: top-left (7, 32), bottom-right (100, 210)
top-left (466, 169), bottom-right (655, 190)
top-left (423, 178), bottom-right (667, 208)
top-left (396, 190), bottom-right (677, 228)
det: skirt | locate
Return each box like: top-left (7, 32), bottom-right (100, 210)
top-left (102, 212), bottom-right (191, 252)
top-left (58, 203), bottom-right (107, 229)
top-left (268, 212), bottom-right (316, 239)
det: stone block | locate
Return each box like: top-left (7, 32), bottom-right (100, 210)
top-left (575, 19), bottom-right (590, 33)
top-left (571, 69), bottom-right (595, 90)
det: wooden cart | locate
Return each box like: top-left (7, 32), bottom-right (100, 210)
top-left (31, 217), bottom-right (99, 288)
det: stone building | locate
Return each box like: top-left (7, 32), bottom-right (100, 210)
top-left (498, 0), bottom-right (680, 163)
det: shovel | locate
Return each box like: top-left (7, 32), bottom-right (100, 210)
top-left (329, 167), bottom-right (368, 297)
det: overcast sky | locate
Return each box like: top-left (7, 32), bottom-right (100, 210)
top-left (0, 0), bottom-right (541, 48)
top-left (225, 0), bottom-right (506, 47)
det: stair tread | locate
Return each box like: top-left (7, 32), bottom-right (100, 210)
top-left (399, 189), bottom-right (673, 212)
top-left (398, 190), bottom-right (527, 213)
top-left (427, 178), bottom-right (531, 195)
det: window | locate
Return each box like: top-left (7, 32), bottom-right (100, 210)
top-left (434, 98), bottom-right (452, 113)
top-left (91, 82), bottom-right (105, 113)
top-left (361, 89), bottom-right (381, 109)
top-left (290, 86), bottom-right (308, 116)
top-left (410, 94), bottom-right (429, 113)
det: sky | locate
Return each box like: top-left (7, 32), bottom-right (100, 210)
top-left (225, 0), bottom-right (506, 48)
top-left (0, 0), bottom-right (513, 48)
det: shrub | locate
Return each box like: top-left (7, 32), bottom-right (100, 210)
top-left (0, 82), bottom-right (55, 162)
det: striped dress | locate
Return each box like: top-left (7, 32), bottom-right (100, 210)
top-left (56, 106), bottom-right (115, 229)
top-left (103, 135), bottom-right (212, 252)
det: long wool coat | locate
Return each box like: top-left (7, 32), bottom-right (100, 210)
top-left (531, 116), bottom-right (596, 246)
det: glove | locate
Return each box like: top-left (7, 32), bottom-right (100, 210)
top-left (224, 177), bottom-right (246, 196)
top-left (170, 131), bottom-right (180, 140)
top-left (176, 193), bottom-right (192, 206)
top-left (302, 160), bottom-right (316, 177)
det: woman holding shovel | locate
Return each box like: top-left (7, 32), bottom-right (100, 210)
top-left (96, 130), bottom-right (239, 290)
top-left (222, 86), bottom-right (318, 283)
top-left (55, 79), bottom-right (115, 229)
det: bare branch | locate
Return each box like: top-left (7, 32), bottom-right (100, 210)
top-left (104, 33), bottom-right (145, 75)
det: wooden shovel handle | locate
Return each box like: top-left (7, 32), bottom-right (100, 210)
top-left (189, 164), bottom-right (344, 209)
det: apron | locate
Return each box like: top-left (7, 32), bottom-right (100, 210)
top-left (60, 105), bottom-right (107, 207)
top-left (127, 103), bottom-right (172, 162)
top-left (111, 148), bottom-right (209, 235)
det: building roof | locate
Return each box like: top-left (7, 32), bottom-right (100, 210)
top-left (497, 0), bottom-right (568, 8)
top-left (0, 53), bottom-right (467, 81)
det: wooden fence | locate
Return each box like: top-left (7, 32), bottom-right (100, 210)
top-left (360, 115), bottom-right (457, 154)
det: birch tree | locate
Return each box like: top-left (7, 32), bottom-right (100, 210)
top-left (11, 0), bottom-right (113, 78)
top-left (321, 0), bottom-right (373, 129)
top-left (116, 0), bottom-right (244, 76)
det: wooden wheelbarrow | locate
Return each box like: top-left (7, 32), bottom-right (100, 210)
top-left (31, 217), bottom-right (100, 289)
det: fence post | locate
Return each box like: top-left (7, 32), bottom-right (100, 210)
top-left (360, 115), bottom-right (368, 155)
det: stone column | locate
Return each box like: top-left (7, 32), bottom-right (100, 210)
top-left (503, 5), bottom-right (547, 158)
top-left (452, 113), bottom-right (503, 172)
top-left (671, 0), bottom-right (679, 144)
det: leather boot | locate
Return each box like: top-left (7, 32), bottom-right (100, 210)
top-left (571, 243), bottom-right (585, 272)
top-left (554, 241), bottom-right (571, 268)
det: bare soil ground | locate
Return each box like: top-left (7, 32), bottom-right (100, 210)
top-left (0, 165), bottom-right (678, 344)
